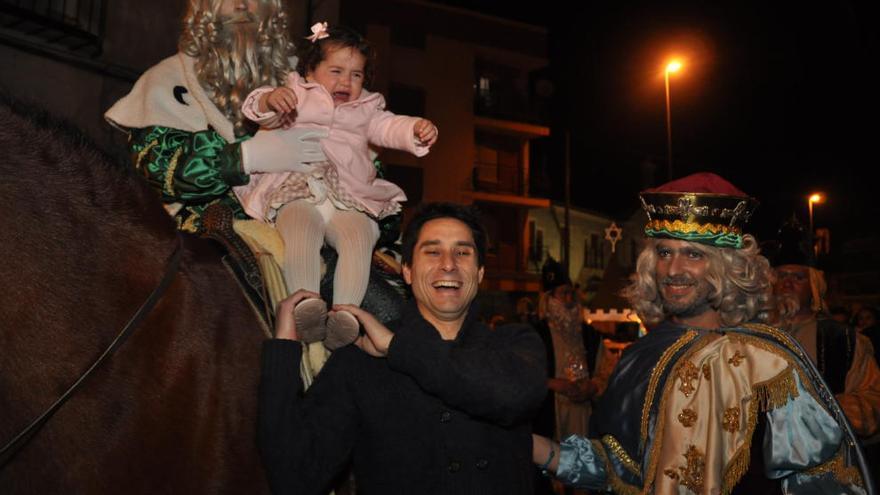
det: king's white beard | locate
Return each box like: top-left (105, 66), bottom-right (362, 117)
top-left (197, 19), bottom-right (266, 134)
top-left (218, 19), bottom-right (261, 88)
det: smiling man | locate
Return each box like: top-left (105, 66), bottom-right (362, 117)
top-left (259, 202), bottom-right (547, 494)
top-left (531, 173), bottom-right (874, 494)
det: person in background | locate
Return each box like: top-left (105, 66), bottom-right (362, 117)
top-left (770, 217), bottom-right (880, 441)
top-left (537, 257), bottom-right (600, 495)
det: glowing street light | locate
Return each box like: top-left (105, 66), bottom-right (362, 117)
top-left (664, 60), bottom-right (682, 180)
top-left (808, 192), bottom-right (824, 233)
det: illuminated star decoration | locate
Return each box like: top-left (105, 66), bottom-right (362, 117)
top-left (605, 222), bottom-right (623, 253)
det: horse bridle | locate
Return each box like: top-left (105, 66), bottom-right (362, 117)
top-left (0, 235), bottom-right (183, 468)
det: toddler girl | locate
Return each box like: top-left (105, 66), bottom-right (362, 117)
top-left (236, 22), bottom-right (437, 349)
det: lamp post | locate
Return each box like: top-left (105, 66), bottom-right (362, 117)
top-left (664, 60), bottom-right (682, 180)
top-left (808, 193), bottom-right (824, 233)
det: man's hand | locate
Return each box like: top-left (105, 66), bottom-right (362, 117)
top-left (240, 128), bottom-right (328, 174)
top-left (261, 86), bottom-right (298, 115)
top-left (413, 119), bottom-right (438, 147)
top-left (274, 289), bottom-right (322, 340)
top-left (334, 304), bottom-right (393, 357)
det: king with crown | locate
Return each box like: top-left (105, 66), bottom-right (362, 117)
top-left (531, 173), bottom-right (874, 494)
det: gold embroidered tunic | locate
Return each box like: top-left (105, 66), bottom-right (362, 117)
top-left (555, 321), bottom-right (871, 494)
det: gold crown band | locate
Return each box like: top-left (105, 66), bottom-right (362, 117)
top-left (645, 219), bottom-right (741, 236)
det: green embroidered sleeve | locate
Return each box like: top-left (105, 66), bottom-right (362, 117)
top-left (373, 156), bottom-right (402, 250)
top-left (130, 126), bottom-right (249, 203)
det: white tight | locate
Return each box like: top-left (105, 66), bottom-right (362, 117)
top-left (275, 199), bottom-right (379, 305)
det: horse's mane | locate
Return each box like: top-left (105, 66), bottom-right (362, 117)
top-left (0, 92), bottom-right (174, 237)
top-left (0, 93), bottom-right (178, 337)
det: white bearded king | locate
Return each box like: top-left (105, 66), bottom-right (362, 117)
top-left (105, 0), bottom-right (319, 233)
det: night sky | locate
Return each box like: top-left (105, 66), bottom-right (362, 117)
top-left (439, 0), bottom-right (878, 251)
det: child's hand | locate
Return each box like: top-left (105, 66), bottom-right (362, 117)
top-left (262, 87), bottom-right (298, 116)
top-left (413, 119), bottom-right (438, 147)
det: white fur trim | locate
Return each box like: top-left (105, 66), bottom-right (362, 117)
top-left (105, 53), bottom-right (236, 143)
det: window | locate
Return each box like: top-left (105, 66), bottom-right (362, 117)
top-left (390, 25), bottom-right (425, 50)
top-left (590, 234), bottom-right (600, 268)
top-left (1, 0), bottom-right (106, 56)
top-left (529, 221), bottom-right (542, 262)
top-left (535, 230), bottom-right (544, 264)
top-left (381, 163), bottom-right (423, 205)
top-left (583, 238), bottom-right (590, 269)
top-left (474, 57), bottom-right (550, 125)
top-left (387, 83), bottom-right (426, 118)
top-left (473, 131), bottom-right (522, 194)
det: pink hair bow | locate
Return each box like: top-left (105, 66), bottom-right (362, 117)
top-left (306, 22), bottom-right (329, 43)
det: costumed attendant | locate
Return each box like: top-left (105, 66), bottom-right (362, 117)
top-left (235, 22), bottom-right (438, 350)
top-left (539, 257), bottom-right (597, 495)
top-left (531, 173), bottom-right (874, 494)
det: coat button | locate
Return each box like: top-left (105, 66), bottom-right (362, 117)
top-left (448, 460), bottom-right (461, 473)
top-left (440, 411), bottom-right (452, 423)
top-left (475, 458), bottom-right (489, 470)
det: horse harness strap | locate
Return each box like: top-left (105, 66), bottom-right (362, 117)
top-left (0, 235), bottom-right (184, 468)
top-left (200, 203), bottom-right (275, 331)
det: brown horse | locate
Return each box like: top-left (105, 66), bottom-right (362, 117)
top-left (0, 98), bottom-right (278, 492)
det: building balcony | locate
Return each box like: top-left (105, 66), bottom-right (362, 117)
top-left (1, 0), bottom-right (105, 56)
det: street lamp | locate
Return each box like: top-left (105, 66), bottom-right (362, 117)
top-left (664, 60), bottom-right (682, 180)
top-left (808, 192), bottom-right (824, 233)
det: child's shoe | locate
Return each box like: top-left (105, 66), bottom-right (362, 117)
top-left (293, 298), bottom-right (327, 343)
top-left (324, 310), bottom-right (360, 350)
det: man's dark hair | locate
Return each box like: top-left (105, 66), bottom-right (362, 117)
top-left (401, 202), bottom-right (487, 267)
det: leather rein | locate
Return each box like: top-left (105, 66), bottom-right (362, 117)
top-left (0, 235), bottom-right (183, 468)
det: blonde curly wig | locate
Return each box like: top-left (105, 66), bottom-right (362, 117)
top-left (179, 0), bottom-right (293, 137)
top-left (623, 235), bottom-right (775, 327)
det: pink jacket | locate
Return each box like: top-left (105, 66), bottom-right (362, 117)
top-left (235, 72), bottom-right (429, 220)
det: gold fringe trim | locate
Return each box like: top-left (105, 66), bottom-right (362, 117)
top-left (722, 451), bottom-right (750, 494)
top-left (641, 330), bottom-right (699, 445)
top-left (727, 330), bottom-right (820, 403)
top-left (135, 139), bottom-right (159, 171)
top-left (754, 366), bottom-right (799, 411)
top-left (164, 147), bottom-right (184, 196)
top-left (721, 395), bottom-right (758, 495)
top-left (602, 435), bottom-right (641, 477)
top-left (805, 449), bottom-right (865, 488)
top-left (591, 439), bottom-right (642, 495)
top-left (721, 366), bottom-right (798, 493)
